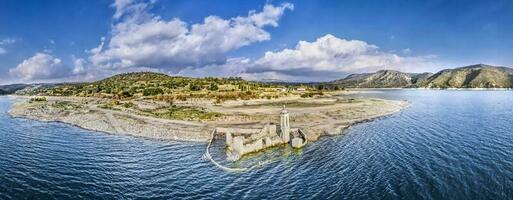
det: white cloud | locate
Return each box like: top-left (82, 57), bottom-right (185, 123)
top-left (8, 52), bottom-right (159, 83)
top-left (177, 57), bottom-right (251, 78)
top-left (72, 56), bottom-right (86, 74)
top-left (245, 34), bottom-right (435, 79)
top-left (0, 38), bottom-right (16, 45)
top-left (112, 0), bottom-right (156, 20)
top-left (401, 48), bottom-right (412, 54)
top-left (7, 1), bottom-right (438, 83)
top-left (177, 34), bottom-right (437, 81)
top-left (90, 1), bottom-right (293, 72)
top-left (0, 37), bottom-right (17, 55)
top-left (9, 53), bottom-right (71, 81)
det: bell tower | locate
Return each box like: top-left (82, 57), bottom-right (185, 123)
top-left (280, 105), bottom-right (290, 142)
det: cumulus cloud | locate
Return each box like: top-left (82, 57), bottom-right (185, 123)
top-left (176, 34), bottom-right (437, 81)
top-left (177, 57), bottom-right (251, 78)
top-left (241, 34), bottom-right (436, 80)
top-left (7, 1), bottom-right (438, 83)
top-left (89, 0), bottom-right (293, 71)
top-left (9, 53), bottom-right (71, 81)
top-left (72, 56), bottom-right (87, 74)
top-left (8, 52), bottom-right (160, 83)
top-left (0, 47), bottom-right (6, 55)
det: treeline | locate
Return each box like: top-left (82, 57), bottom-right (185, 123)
top-left (19, 72), bottom-right (344, 101)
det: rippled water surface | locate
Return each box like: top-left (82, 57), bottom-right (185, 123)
top-left (1, 90), bottom-right (513, 199)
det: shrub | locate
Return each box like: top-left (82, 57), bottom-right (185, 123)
top-left (189, 83), bottom-right (201, 91)
top-left (208, 83), bottom-right (219, 91)
top-left (143, 88), bottom-right (164, 96)
top-left (123, 101), bottom-right (134, 108)
top-left (28, 97), bottom-right (47, 103)
top-left (112, 100), bottom-right (120, 105)
top-left (117, 91), bottom-right (133, 98)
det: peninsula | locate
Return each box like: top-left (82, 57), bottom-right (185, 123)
top-left (8, 72), bottom-right (406, 160)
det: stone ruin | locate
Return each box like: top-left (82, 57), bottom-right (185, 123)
top-left (217, 106), bottom-right (307, 161)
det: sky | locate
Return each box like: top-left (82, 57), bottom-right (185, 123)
top-left (0, 0), bottom-right (512, 84)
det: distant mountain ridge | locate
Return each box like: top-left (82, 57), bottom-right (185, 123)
top-left (0, 84), bottom-right (31, 95)
top-left (331, 70), bottom-right (433, 88)
top-left (2, 64), bottom-right (513, 94)
top-left (331, 64), bottom-right (513, 88)
top-left (418, 64), bottom-right (513, 88)
top-left (0, 83), bottom-right (59, 95)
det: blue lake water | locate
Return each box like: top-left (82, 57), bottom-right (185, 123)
top-left (1, 90), bottom-right (513, 199)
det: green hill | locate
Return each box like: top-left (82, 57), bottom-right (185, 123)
top-left (331, 70), bottom-right (433, 88)
top-left (19, 72), bottom-right (248, 97)
top-left (420, 64), bottom-right (513, 88)
top-left (330, 64), bottom-right (513, 88)
top-left (17, 72), bottom-right (323, 102)
top-left (0, 84), bottom-right (31, 95)
top-left (9, 64), bottom-right (513, 97)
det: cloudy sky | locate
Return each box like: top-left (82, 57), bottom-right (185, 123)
top-left (0, 0), bottom-right (512, 84)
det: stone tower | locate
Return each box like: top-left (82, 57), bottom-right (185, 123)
top-left (280, 105), bottom-right (290, 142)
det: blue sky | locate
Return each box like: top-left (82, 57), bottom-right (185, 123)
top-left (0, 0), bottom-right (512, 83)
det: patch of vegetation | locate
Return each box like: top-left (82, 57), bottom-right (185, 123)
top-left (336, 98), bottom-right (362, 103)
top-left (234, 101), bottom-right (333, 108)
top-left (51, 101), bottom-right (82, 109)
top-left (300, 91), bottom-right (324, 98)
top-left (139, 106), bottom-right (222, 121)
top-left (97, 100), bottom-right (130, 110)
top-left (28, 97), bottom-right (47, 103)
top-left (18, 72), bottom-right (329, 101)
top-left (123, 101), bottom-right (134, 108)
top-left (97, 104), bottom-right (113, 109)
top-left (143, 87), bottom-right (164, 96)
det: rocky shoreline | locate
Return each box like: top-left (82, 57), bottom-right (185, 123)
top-left (8, 96), bottom-right (211, 142)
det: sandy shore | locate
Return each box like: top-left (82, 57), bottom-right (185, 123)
top-left (8, 93), bottom-right (407, 142)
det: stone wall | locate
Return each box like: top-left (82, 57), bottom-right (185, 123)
top-left (220, 124), bottom-right (287, 160)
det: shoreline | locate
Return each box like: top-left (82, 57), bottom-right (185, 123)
top-left (8, 96), bottom-right (211, 142)
top-left (7, 94), bottom-right (408, 144)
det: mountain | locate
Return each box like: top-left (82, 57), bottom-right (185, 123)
top-left (0, 84), bottom-right (31, 95)
top-left (419, 64), bottom-right (513, 88)
top-left (5, 65), bottom-right (513, 94)
top-left (331, 70), bottom-right (433, 88)
top-left (330, 64), bottom-right (513, 88)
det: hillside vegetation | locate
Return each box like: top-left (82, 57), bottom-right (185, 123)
top-left (330, 64), bottom-right (513, 88)
top-left (418, 65), bottom-right (513, 88)
top-left (17, 72), bottom-right (328, 102)
top-left (5, 64), bottom-right (513, 97)
top-left (0, 84), bottom-right (31, 95)
top-left (331, 70), bottom-right (433, 88)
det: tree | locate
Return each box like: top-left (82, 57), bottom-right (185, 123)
top-left (118, 90), bottom-right (133, 98)
top-left (208, 83), bottom-right (218, 91)
top-left (189, 83), bottom-right (201, 91)
top-left (143, 88), bottom-right (164, 96)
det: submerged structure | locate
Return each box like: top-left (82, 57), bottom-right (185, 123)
top-left (216, 106), bottom-right (307, 161)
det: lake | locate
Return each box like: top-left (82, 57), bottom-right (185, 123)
top-left (1, 90), bottom-right (512, 199)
